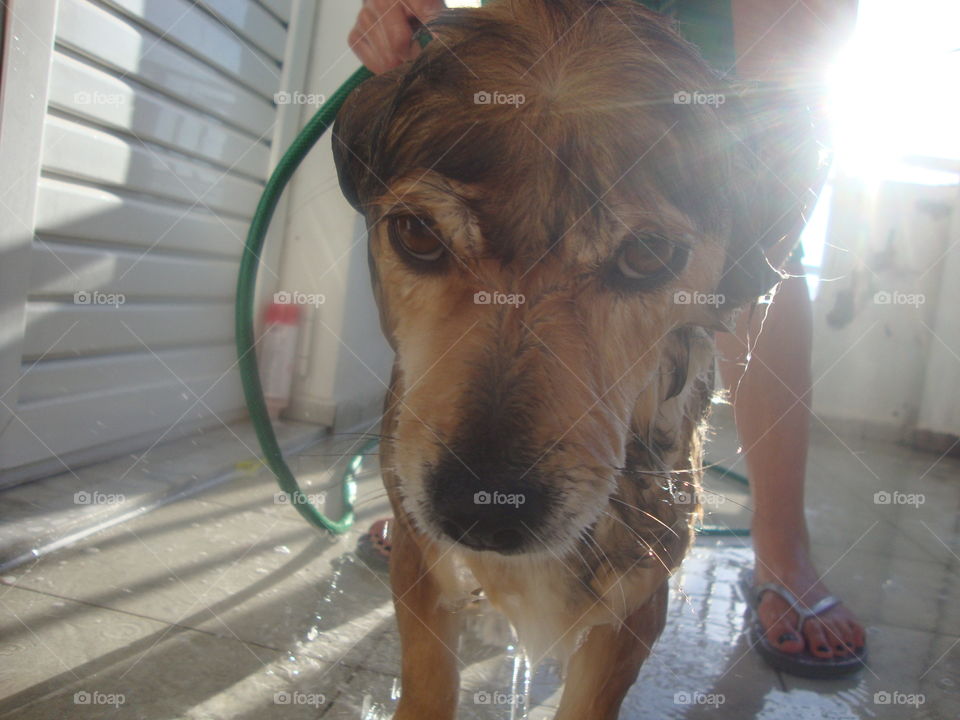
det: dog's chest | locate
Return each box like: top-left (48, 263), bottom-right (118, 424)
top-left (483, 570), bottom-right (591, 667)
top-left (434, 550), bottom-right (625, 668)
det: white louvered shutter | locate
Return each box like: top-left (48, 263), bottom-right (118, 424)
top-left (0, 0), bottom-right (304, 484)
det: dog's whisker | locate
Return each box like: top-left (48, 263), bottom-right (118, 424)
top-left (353, 489), bottom-right (390, 503)
top-left (297, 453), bottom-right (384, 461)
top-left (600, 510), bottom-right (672, 576)
top-left (698, 488), bottom-right (754, 513)
top-left (322, 433), bottom-right (397, 451)
top-left (567, 542), bottom-right (599, 590)
top-left (353, 493), bottom-right (390, 506)
top-left (608, 496), bottom-right (680, 539)
top-left (612, 460), bottom-right (729, 477)
top-left (578, 528), bottom-right (606, 572)
top-left (351, 499), bottom-right (391, 513)
top-left (580, 530), bottom-right (628, 617)
top-left (523, 521), bottom-right (602, 600)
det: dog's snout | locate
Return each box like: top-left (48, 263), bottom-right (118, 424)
top-left (437, 512), bottom-right (528, 554)
top-left (435, 498), bottom-right (541, 553)
top-left (426, 454), bottom-right (553, 554)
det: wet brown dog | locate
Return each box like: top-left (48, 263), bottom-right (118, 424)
top-left (333, 1), bottom-right (819, 717)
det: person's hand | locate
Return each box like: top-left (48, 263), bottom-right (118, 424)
top-left (349, 0), bottom-right (446, 74)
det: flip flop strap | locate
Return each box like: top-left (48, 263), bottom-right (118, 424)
top-left (754, 583), bottom-right (842, 632)
top-left (754, 581), bottom-right (800, 608)
top-left (799, 595), bottom-right (843, 622)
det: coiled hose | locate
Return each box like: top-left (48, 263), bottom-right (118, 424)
top-left (235, 66), bottom-right (373, 534)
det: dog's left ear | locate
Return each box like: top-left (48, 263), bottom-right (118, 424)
top-left (331, 70), bottom-right (406, 213)
top-left (714, 84), bottom-right (828, 316)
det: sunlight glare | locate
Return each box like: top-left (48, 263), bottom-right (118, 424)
top-left (827, 0), bottom-right (960, 180)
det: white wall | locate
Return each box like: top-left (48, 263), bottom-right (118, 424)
top-left (917, 185), bottom-right (960, 440)
top-left (275, 1), bottom-right (392, 429)
top-left (809, 172), bottom-right (960, 442)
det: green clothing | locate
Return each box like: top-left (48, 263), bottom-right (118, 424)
top-left (474, 0), bottom-right (806, 263)
top-left (479, 0), bottom-right (737, 73)
top-left (636, 0), bottom-right (736, 73)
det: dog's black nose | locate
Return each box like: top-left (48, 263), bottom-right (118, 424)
top-left (437, 503), bottom-right (532, 553)
top-left (434, 489), bottom-right (549, 553)
top-left (426, 455), bottom-right (553, 554)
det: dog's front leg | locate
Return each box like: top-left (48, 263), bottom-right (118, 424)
top-left (390, 520), bottom-right (461, 720)
top-left (554, 583), bottom-right (668, 720)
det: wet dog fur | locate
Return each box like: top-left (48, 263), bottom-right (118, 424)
top-left (333, 1), bottom-right (820, 717)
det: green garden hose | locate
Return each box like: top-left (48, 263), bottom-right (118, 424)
top-left (235, 66), bottom-right (373, 535)
top-left (235, 52), bottom-right (753, 538)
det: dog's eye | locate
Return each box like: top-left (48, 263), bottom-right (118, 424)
top-left (604, 234), bottom-right (689, 292)
top-left (388, 214), bottom-right (445, 262)
top-left (616, 235), bottom-right (676, 279)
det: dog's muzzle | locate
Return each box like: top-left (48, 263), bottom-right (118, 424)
top-left (425, 450), bottom-right (556, 554)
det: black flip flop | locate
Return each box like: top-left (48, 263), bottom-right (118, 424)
top-left (740, 570), bottom-right (867, 679)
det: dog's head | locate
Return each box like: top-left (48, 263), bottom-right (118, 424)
top-left (333, 0), bottom-right (821, 556)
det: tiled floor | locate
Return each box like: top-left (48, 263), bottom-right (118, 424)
top-left (0, 420), bottom-right (324, 573)
top-left (0, 413), bottom-right (957, 719)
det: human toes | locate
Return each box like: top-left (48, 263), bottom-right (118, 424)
top-left (802, 619), bottom-right (835, 659)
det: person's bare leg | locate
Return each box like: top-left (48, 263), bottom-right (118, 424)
top-left (716, 262), bottom-right (866, 659)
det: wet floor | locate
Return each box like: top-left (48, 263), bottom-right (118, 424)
top-left (0, 411), bottom-right (958, 719)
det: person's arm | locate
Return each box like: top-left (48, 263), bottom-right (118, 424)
top-left (731, 0), bottom-right (857, 85)
top-left (349, 0), bottom-right (446, 74)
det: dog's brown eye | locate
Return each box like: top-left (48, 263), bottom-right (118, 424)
top-left (604, 234), bottom-right (689, 292)
top-left (388, 214), bottom-right (445, 262)
top-left (616, 235), bottom-right (675, 279)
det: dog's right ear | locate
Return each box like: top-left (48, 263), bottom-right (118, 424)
top-left (331, 71), bottom-right (405, 213)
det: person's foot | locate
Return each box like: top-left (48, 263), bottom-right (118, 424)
top-left (754, 553), bottom-right (866, 659)
top-left (355, 518), bottom-right (392, 572)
